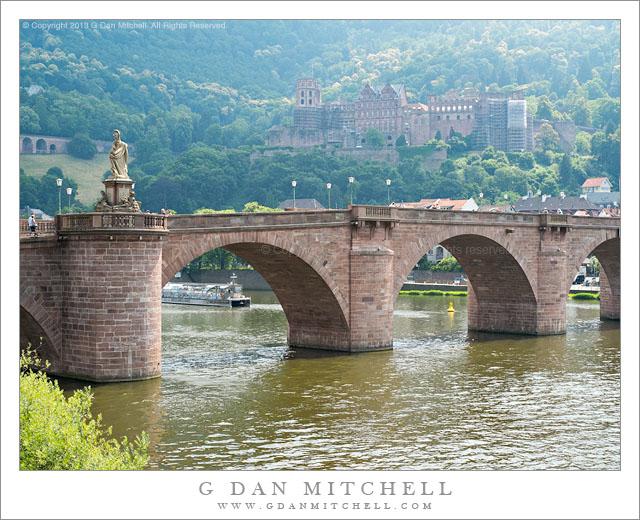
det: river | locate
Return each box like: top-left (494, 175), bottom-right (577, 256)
top-left (61, 291), bottom-right (620, 470)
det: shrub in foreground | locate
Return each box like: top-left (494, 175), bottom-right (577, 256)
top-left (20, 349), bottom-right (148, 470)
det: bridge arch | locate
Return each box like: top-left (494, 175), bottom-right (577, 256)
top-left (162, 233), bottom-right (350, 350)
top-left (19, 295), bottom-right (61, 364)
top-left (566, 235), bottom-right (620, 320)
top-left (22, 137), bottom-right (33, 153)
top-left (35, 138), bottom-right (47, 153)
top-left (394, 228), bottom-right (538, 334)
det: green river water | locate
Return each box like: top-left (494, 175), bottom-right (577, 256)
top-left (61, 292), bottom-right (620, 470)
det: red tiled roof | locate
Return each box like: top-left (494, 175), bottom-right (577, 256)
top-left (581, 177), bottom-right (609, 188)
top-left (392, 198), bottom-right (470, 210)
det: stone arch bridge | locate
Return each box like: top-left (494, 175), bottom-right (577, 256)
top-left (19, 206), bottom-right (620, 382)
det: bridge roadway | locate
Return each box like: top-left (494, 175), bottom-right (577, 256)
top-left (19, 206), bottom-right (620, 382)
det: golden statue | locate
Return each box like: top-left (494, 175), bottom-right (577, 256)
top-left (109, 129), bottom-right (129, 179)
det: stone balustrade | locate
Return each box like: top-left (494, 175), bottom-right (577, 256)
top-left (56, 212), bottom-right (167, 234)
top-left (19, 219), bottom-right (56, 235)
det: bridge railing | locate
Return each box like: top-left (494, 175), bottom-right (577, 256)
top-left (56, 213), bottom-right (167, 234)
top-left (19, 219), bottom-right (56, 236)
top-left (167, 209), bottom-right (349, 230)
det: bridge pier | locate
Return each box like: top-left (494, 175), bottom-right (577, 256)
top-left (347, 245), bottom-right (395, 351)
top-left (534, 249), bottom-right (569, 334)
top-left (49, 213), bottom-right (167, 382)
top-left (594, 238), bottom-right (620, 321)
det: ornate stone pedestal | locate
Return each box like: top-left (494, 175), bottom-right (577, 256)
top-left (95, 177), bottom-right (141, 212)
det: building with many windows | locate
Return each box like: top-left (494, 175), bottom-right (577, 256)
top-left (267, 79), bottom-right (533, 152)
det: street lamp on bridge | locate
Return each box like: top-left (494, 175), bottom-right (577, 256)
top-left (386, 179), bottom-right (391, 205)
top-left (327, 183), bottom-right (331, 209)
top-left (292, 180), bottom-right (297, 209)
top-left (56, 178), bottom-right (63, 214)
top-left (348, 176), bottom-right (354, 205)
top-left (66, 187), bottom-right (72, 212)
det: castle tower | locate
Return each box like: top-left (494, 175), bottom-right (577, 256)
top-left (293, 78), bottom-right (324, 130)
top-left (295, 78), bottom-right (322, 107)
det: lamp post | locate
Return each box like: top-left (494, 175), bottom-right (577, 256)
top-left (291, 180), bottom-right (296, 209)
top-left (386, 179), bottom-right (391, 205)
top-left (66, 187), bottom-right (72, 212)
top-left (348, 176), bottom-right (354, 205)
top-left (503, 193), bottom-right (509, 201)
top-left (327, 183), bottom-right (331, 209)
top-left (56, 178), bottom-right (62, 214)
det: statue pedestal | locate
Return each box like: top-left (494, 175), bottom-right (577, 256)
top-left (95, 177), bottom-right (141, 212)
top-left (105, 178), bottom-right (134, 206)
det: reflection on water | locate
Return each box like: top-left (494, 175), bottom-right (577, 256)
top-left (68, 291), bottom-right (620, 470)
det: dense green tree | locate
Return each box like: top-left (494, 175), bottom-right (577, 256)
top-left (241, 201), bottom-right (282, 212)
top-left (204, 123), bottom-right (223, 146)
top-left (591, 98), bottom-right (620, 129)
top-left (67, 133), bottom-right (97, 159)
top-left (20, 106), bottom-right (41, 134)
top-left (573, 132), bottom-right (592, 155)
top-left (222, 118), bottom-right (251, 148)
top-left (535, 123), bottom-right (561, 153)
top-left (365, 128), bottom-right (385, 149)
top-left (20, 169), bottom-right (80, 215)
top-left (536, 96), bottom-right (555, 120)
top-left (559, 154), bottom-right (573, 187)
top-left (570, 97), bottom-right (592, 126)
top-left (395, 135), bottom-right (407, 146)
top-left (431, 257), bottom-right (462, 272)
top-left (517, 152), bottom-right (535, 170)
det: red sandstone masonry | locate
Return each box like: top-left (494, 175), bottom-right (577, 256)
top-left (20, 208), bottom-right (620, 381)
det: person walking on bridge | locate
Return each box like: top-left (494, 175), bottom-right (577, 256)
top-left (28, 213), bottom-right (38, 237)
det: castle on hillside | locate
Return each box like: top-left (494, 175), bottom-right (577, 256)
top-left (267, 79), bottom-right (534, 152)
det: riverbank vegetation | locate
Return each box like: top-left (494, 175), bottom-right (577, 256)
top-left (569, 292), bottom-right (600, 300)
top-left (399, 290), bottom-right (601, 300)
top-left (399, 290), bottom-right (468, 297)
top-left (20, 348), bottom-right (148, 470)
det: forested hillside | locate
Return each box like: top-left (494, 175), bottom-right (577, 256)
top-left (19, 20), bottom-right (621, 214)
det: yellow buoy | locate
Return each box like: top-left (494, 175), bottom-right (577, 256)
top-left (447, 301), bottom-right (455, 312)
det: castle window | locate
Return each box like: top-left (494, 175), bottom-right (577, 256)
top-left (301, 91), bottom-right (305, 96)
top-left (437, 115), bottom-right (441, 120)
top-left (446, 115), bottom-right (450, 120)
top-left (457, 115), bottom-right (460, 120)
top-left (308, 91), bottom-right (312, 97)
top-left (301, 100), bottom-right (304, 105)
top-left (467, 115), bottom-right (471, 119)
